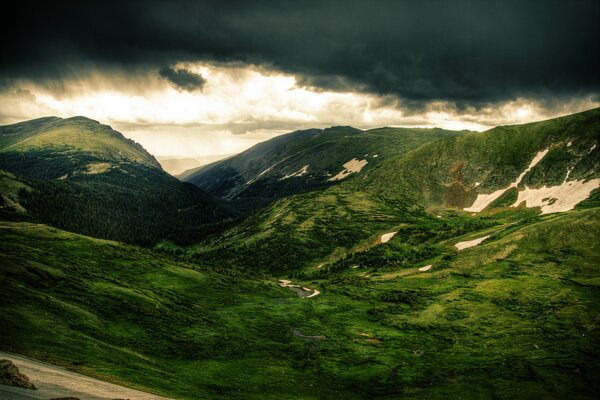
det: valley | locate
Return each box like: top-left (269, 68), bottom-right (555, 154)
top-left (0, 109), bottom-right (599, 399)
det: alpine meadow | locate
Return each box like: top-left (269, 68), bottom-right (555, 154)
top-left (1, 1), bottom-right (599, 399)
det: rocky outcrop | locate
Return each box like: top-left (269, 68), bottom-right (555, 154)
top-left (0, 359), bottom-right (36, 390)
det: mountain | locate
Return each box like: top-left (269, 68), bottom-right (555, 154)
top-left (184, 125), bottom-right (466, 207)
top-left (191, 108), bottom-right (600, 274)
top-left (0, 116), bottom-right (160, 171)
top-left (0, 116), bottom-right (232, 245)
top-left (353, 107), bottom-right (600, 211)
top-left (0, 110), bottom-right (599, 399)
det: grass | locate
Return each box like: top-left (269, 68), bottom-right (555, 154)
top-left (0, 116), bottom-right (234, 246)
top-left (1, 207), bottom-right (599, 399)
top-left (186, 125), bottom-right (466, 204)
top-left (0, 116), bottom-right (158, 167)
top-left (0, 109), bottom-right (598, 398)
top-left (351, 107), bottom-right (600, 206)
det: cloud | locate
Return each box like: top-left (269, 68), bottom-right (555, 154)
top-left (2, 0), bottom-right (599, 158)
top-left (1, 61), bottom-right (597, 132)
top-left (159, 66), bottom-right (206, 92)
top-left (0, 61), bottom-right (597, 157)
top-left (2, 0), bottom-right (598, 108)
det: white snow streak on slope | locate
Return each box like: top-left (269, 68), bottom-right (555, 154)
top-left (280, 165), bottom-right (309, 180)
top-left (380, 232), bottom-right (397, 243)
top-left (512, 177), bottom-right (600, 214)
top-left (455, 235), bottom-right (490, 251)
top-left (259, 165), bottom-right (275, 176)
top-left (464, 149), bottom-right (549, 212)
top-left (328, 158), bottom-right (368, 181)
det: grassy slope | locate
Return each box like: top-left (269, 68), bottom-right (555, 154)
top-left (185, 126), bottom-right (466, 203)
top-left (0, 116), bottom-right (159, 167)
top-left (191, 109), bottom-right (599, 273)
top-left (1, 208), bottom-right (599, 399)
top-left (0, 117), bottom-right (231, 245)
top-left (0, 111), bottom-right (598, 398)
top-left (353, 108), bottom-right (600, 206)
top-left (190, 189), bottom-right (502, 274)
top-left (0, 222), bottom-right (343, 399)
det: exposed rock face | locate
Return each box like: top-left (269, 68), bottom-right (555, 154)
top-left (0, 359), bottom-right (36, 389)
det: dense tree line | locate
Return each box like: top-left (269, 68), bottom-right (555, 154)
top-left (0, 150), bottom-right (235, 245)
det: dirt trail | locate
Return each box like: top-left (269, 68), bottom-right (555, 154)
top-left (4, 136), bottom-right (34, 149)
top-left (0, 351), bottom-right (170, 400)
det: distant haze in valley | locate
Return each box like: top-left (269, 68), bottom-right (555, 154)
top-left (157, 154), bottom-right (234, 176)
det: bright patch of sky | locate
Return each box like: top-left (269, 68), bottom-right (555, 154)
top-left (0, 62), bottom-right (597, 157)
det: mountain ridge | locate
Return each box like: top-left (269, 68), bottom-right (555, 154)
top-left (0, 116), bottom-right (233, 245)
top-left (189, 108), bottom-right (600, 274)
top-left (0, 108), bottom-right (599, 399)
top-left (184, 125), bottom-right (466, 207)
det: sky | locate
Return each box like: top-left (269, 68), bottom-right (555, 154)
top-left (1, 0), bottom-right (598, 157)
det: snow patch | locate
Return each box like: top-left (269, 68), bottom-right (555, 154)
top-left (464, 148), bottom-right (550, 212)
top-left (590, 144), bottom-right (597, 154)
top-left (512, 178), bottom-right (600, 214)
top-left (280, 165), bottom-right (309, 180)
top-left (372, 154), bottom-right (379, 158)
top-left (258, 165), bottom-right (275, 176)
top-left (418, 265), bottom-right (432, 272)
top-left (455, 235), bottom-right (490, 251)
top-left (328, 158), bottom-right (368, 181)
top-left (247, 164), bottom-right (276, 185)
top-left (380, 231), bottom-right (397, 243)
top-left (85, 162), bottom-right (111, 175)
top-left (567, 140), bottom-right (573, 147)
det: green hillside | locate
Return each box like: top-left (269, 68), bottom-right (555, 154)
top-left (189, 109), bottom-right (599, 274)
top-left (0, 117), bottom-right (232, 245)
top-left (0, 116), bottom-right (159, 169)
top-left (354, 108), bottom-right (600, 208)
top-left (0, 110), bottom-right (598, 399)
top-left (184, 125), bottom-right (466, 207)
top-left (1, 208), bottom-right (598, 399)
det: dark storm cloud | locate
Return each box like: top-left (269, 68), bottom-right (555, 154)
top-left (2, 0), bottom-right (599, 107)
top-left (159, 66), bottom-right (206, 92)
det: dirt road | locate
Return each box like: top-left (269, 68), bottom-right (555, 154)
top-left (0, 351), bottom-right (171, 400)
